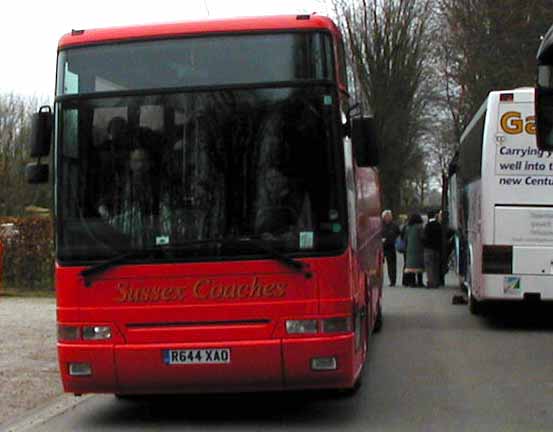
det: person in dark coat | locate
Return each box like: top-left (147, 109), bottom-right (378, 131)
top-left (400, 223), bottom-right (410, 286)
top-left (404, 213), bottom-right (425, 287)
top-left (423, 211), bottom-right (442, 288)
top-left (381, 210), bottom-right (400, 286)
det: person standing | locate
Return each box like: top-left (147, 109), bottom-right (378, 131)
top-left (0, 236), bottom-right (3, 293)
top-left (423, 211), bottom-right (442, 288)
top-left (381, 210), bottom-right (400, 286)
top-left (404, 213), bottom-right (425, 287)
top-left (399, 222), bottom-right (410, 286)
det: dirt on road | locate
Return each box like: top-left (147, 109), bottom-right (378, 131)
top-left (0, 297), bottom-right (61, 426)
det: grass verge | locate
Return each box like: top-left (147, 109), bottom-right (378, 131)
top-left (0, 287), bottom-right (55, 298)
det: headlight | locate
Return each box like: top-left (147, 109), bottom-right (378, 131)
top-left (286, 320), bottom-right (318, 334)
top-left (82, 326), bottom-right (112, 340)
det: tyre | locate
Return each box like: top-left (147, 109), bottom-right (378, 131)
top-left (466, 247), bottom-right (485, 315)
top-left (468, 289), bottom-right (485, 315)
top-left (337, 374), bottom-right (363, 398)
top-left (373, 302), bottom-right (383, 333)
top-left (115, 394), bottom-right (142, 401)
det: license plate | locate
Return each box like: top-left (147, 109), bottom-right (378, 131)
top-left (163, 348), bottom-right (231, 365)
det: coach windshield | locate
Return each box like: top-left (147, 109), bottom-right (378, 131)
top-left (57, 32), bottom-right (334, 95)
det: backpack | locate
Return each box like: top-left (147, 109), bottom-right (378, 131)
top-left (395, 237), bottom-right (406, 253)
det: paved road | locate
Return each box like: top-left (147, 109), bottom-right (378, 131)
top-left (0, 297), bottom-right (59, 425)
top-left (25, 282), bottom-right (553, 431)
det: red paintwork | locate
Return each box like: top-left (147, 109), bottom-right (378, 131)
top-left (54, 16), bottom-right (382, 395)
top-left (356, 167), bottom-right (384, 326)
top-left (58, 15), bottom-right (340, 49)
top-left (58, 15), bottom-right (348, 92)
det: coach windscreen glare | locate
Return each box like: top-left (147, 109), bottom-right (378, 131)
top-left (56, 32), bottom-right (334, 94)
top-left (55, 33), bottom-right (347, 263)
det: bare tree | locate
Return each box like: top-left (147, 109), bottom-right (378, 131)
top-left (0, 93), bottom-right (51, 216)
top-left (416, 0), bottom-right (553, 198)
top-left (332, 0), bottom-right (434, 213)
top-left (436, 0), bottom-right (553, 131)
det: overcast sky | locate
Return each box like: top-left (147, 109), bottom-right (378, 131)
top-left (1, 0), bottom-right (328, 98)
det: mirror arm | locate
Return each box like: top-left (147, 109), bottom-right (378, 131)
top-left (347, 103), bottom-right (361, 118)
top-left (343, 103), bottom-right (361, 138)
top-left (343, 119), bottom-right (351, 138)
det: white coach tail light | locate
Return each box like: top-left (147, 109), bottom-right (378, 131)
top-left (69, 362), bottom-right (92, 376)
top-left (286, 320), bottom-right (318, 334)
top-left (82, 326), bottom-right (112, 340)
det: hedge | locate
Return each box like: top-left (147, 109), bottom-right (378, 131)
top-left (0, 216), bottom-right (54, 291)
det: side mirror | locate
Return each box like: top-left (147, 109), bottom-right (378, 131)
top-left (537, 25), bottom-right (553, 66)
top-left (27, 106), bottom-right (52, 184)
top-left (26, 162), bottom-right (49, 184)
top-left (351, 117), bottom-right (379, 167)
top-left (30, 106), bottom-right (53, 157)
top-left (448, 152), bottom-right (458, 176)
top-left (535, 26), bottom-right (553, 152)
top-left (535, 86), bottom-right (553, 151)
top-left (537, 65), bottom-right (553, 88)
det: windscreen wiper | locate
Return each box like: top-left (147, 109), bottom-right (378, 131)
top-left (81, 238), bottom-right (312, 286)
top-left (81, 249), bottom-right (155, 287)
top-left (81, 240), bottom-right (224, 286)
top-left (228, 238), bottom-right (312, 279)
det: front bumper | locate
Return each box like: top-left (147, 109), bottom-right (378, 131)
top-left (58, 333), bottom-right (356, 394)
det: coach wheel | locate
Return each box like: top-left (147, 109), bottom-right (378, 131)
top-left (115, 394), bottom-right (142, 401)
top-left (466, 246), bottom-right (482, 315)
top-left (468, 287), bottom-right (483, 315)
top-left (337, 374), bottom-right (363, 398)
top-left (373, 302), bottom-right (383, 333)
